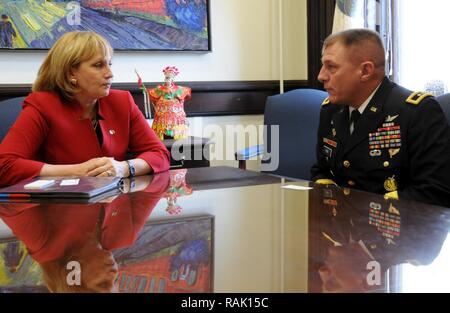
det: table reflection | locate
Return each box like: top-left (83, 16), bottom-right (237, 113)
top-left (0, 174), bottom-right (170, 292)
top-left (308, 185), bottom-right (450, 292)
top-left (1, 166), bottom-right (450, 293)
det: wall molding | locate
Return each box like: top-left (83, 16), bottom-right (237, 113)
top-left (0, 80), bottom-right (308, 117)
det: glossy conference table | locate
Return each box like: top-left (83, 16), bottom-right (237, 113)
top-left (0, 166), bottom-right (449, 293)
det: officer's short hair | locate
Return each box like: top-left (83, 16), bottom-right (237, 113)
top-left (323, 28), bottom-right (385, 69)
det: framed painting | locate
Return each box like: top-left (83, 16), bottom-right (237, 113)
top-left (0, 214), bottom-right (214, 293)
top-left (113, 215), bottom-right (214, 293)
top-left (0, 0), bottom-right (211, 51)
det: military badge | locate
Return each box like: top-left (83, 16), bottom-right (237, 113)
top-left (369, 201), bottom-right (401, 245)
top-left (369, 123), bottom-right (402, 150)
top-left (389, 148), bottom-right (400, 159)
top-left (385, 115), bottom-right (399, 122)
top-left (384, 176), bottom-right (398, 192)
top-left (388, 203), bottom-right (400, 215)
top-left (323, 137), bottom-right (337, 148)
top-left (370, 149), bottom-right (381, 157)
top-left (323, 146), bottom-right (333, 158)
top-left (323, 189), bottom-right (333, 198)
top-left (323, 199), bottom-right (338, 206)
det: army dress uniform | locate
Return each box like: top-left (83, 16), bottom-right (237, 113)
top-left (311, 77), bottom-right (450, 207)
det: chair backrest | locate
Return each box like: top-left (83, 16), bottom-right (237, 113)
top-left (262, 88), bottom-right (327, 180)
top-left (436, 93), bottom-right (450, 125)
top-left (0, 97), bottom-right (25, 143)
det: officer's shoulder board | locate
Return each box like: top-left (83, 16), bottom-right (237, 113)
top-left (322, 97), bottom-right (330, 106)
top-left (406, 91), bottom-right (433, 106)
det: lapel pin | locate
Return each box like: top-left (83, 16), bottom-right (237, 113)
top-left (109, 129), bottom-right (116, 135)
top-left (370, 107), bottom-right (378, 113)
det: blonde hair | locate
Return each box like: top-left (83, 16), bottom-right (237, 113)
top-left (33, 31), bottom-right (113, 102)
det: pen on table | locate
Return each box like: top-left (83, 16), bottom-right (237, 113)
top-left (0, 193), bottom-right (31, 198)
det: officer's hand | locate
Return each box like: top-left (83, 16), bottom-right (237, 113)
top-left (315, 179), bottom-right (337, 186)
top-left (384, 191), bottom-right (399, 200)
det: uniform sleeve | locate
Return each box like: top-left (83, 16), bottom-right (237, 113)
top-left (311, 107), bottom-right (334, 181)
top-left (126, 92), bottom-right (170, 173)
top-left (398, 98), bottom-right (450, 207)
top-left (0, 101), bottom-right (47, 187)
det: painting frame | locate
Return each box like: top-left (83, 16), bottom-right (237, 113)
top-left (0, 0), bottom-right (212, 52)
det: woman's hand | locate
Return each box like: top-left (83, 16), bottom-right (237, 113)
top-left (76, 157), bottom-right (129, 177)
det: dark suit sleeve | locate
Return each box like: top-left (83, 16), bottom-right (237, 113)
top-left (311, 107), bottom-right (333, 181)
top-left (399, 98), bottom-right (450, 207)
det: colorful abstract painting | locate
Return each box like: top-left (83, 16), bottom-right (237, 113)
top-left (0, 0), bottom-right (210, 51)
top-left (113, 215), bottom-right (214, 293)
top-left (0, 215), bottom-right (213, 293)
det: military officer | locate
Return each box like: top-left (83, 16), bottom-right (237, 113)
top-left (311, 28), bottom-right (450, 208)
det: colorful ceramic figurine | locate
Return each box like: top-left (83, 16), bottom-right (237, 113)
top-left (164, 169), bottom-right (193, 215)
top-left (149, 66), bottom-right (191, 140)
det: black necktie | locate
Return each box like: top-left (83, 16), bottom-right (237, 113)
top-left (349, 110), bottom-right (361, 134)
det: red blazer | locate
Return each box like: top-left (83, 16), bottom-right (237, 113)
top-left (0, 90), bottom-right (170, 186)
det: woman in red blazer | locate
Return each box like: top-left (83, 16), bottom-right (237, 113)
top-left (0, 31), bottom-right (170, 187)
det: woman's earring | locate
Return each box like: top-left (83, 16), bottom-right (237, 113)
top-left (70, 78), bottom-right (77, 86)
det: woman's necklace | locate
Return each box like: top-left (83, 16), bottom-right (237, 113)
top-left (90, 102), bottom-right (99, 130)
top-left (91, 116), bottom-right (99, 130)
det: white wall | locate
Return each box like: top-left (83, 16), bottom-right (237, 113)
top-left (0, 0), bottom-right (308, 169)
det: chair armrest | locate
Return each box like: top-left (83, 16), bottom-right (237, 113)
top-left (235, 144), bottom-right (265, 161)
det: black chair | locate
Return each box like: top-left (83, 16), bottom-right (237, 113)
top-left (0, 97), bottom-right (25, 143)
top-left (436, 93), bottom-right (450, 124)
top-left (236, 88), bottom-right (327, 180)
